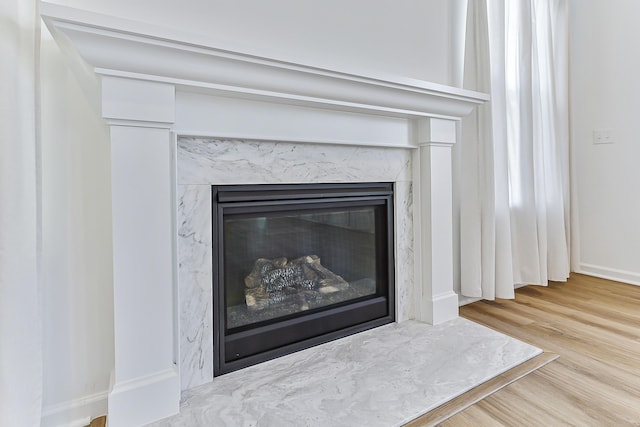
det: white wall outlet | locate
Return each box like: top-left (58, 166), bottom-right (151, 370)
top-left (593, 129), bottom-right (615, 144)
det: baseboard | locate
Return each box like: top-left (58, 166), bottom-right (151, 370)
top-left (576, 263), bottom-right (640, 287)
top-left (415, 290), bottom-right (459, 325)
top-left (41, 390), bottom-right (108, 427)
top-left (108, 366), bottom-right (180, 427)
top-left (458, 295), bottom-right (480, 306)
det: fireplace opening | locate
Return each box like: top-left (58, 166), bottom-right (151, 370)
top-left (212, 183), bottom-right (395, 375)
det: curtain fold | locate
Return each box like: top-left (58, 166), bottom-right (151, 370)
top-left (461, 0), bottom-right (570, 299)
top-left (0, 0), bottom-right (43, 425)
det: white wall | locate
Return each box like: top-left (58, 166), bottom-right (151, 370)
top-left (40, 0), bottom-right (461, 424)
top-left (40, 28), bottom-right (114, 426)
top-left (570, 0), bottom-right (640, 285)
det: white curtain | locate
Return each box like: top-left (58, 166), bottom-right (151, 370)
top-left (0, 0), bottom-right (43, 426)
top-left (460, 0), bottom-right (570, 299)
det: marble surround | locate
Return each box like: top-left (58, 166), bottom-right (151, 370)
top-left (178, 137), bottom-right (415, 391)
top-left (148, 317), bottom-right (542, 427)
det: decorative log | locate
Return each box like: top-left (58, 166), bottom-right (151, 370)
top-left (244, 258), bottom-right (274, 289)
top-left (244, 255), bottom-right (348, 311)
top-left (301, 255), bottom-right (349, 291)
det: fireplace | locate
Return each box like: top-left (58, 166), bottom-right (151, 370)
top-left (42, 4), bottom-right (488, 424)
top-left (177, 137), bottom-right (413, 389)
top-left (213, 183), bottom-right (395, 374)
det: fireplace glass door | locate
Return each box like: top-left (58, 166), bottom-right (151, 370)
top-left (213, 183), bottom-right (395, 375)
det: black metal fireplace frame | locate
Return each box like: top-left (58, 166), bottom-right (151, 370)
top-left (212, 183), bottom-right (395, 375)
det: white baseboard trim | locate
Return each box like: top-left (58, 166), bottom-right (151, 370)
top-left (108, 366), bottom-right (180, 427)
top-left (458, 295), bottom-right (481, 306)
top-left (41, 390), bottom-right (108, 427)
top-left (415, 290), bottom-right (460, 325)
top-left (576, 263), bottom-right (640, 287)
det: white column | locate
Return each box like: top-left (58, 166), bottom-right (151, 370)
top-left (413, 118), bottom-right (459, 325)
top-left (102, 76), bottom-right (180, 426)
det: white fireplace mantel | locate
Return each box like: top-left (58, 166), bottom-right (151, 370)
top-left (42, 3), bottom-right (488, 426)
top-left (41, 2), bottom-right (487, 121)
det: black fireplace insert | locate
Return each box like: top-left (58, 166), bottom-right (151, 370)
top-left (212, 183), bottom-right (395, 375)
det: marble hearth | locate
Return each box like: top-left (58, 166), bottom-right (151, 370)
top-left (41, 3), bottom-right (495, 426)
top-left (148, 318), bottom-right (541, 427)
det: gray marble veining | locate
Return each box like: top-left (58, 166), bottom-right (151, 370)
top-left (178, 185), bottom-right (213, 390)
top-left (148, 318), bottom-right (541, 427)
top-left (177, 137), bottom-right (413, 185)
top-left (177, 137), bottom-right (415, 391)
top-left (393, 181), bottom-right (414, 323)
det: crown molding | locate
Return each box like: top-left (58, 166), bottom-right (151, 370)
top-left (40, 2), bottom-right (488, 120)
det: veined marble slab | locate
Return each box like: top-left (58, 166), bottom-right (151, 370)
top-left (177, 137), bottom-right (415, 391)
top-left (177, 137), bottom-right (413, 186)
top-left (147, 318), bottom-right (541, 427)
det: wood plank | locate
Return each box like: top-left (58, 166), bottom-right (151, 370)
top-left (435, 273), bottom-right (640, 426)
top-left (404, 352), bottom-right (558, 427)
top-left (85, 416), bottom-right (106, 427)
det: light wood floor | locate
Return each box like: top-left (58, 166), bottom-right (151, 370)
top-left (85, 416), bottom-right (106, 427)
top-left (434, 273), bottom-right (640, 426)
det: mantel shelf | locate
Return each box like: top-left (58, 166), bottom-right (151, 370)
top-left (41, 2), bottom-right (488, 121)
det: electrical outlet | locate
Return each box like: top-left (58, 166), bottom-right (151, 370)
top-left (593, 129), bottom-right (615, 144)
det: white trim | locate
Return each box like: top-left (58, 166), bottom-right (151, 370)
top-left (458, 295), bottom-right (481, 306)
top-left (108, 367), bottom-right (180, 427)
top-left (171, 131), bottom-right (180, 368)
top-left (106, 119), bottom-right (173, 129)
top-left (40, 2), bottom-right (488, 121)
top-left (576, 263), bottom-right (640, 287)
top-left (412, 126), bottom-right (460, 325)
top-left (41, 391), bottom-right (108, 427)
top-left (110, 367), bottom-right (177, 394)
top-left (39, 2), bottom-right (485, 98)
top-left (108, 125), bottom-right (179, 427)
top-left (95, 68), bottom-right (467, 121)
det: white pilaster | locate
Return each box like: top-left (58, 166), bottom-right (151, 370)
top-left (413, 118), bottom-right (459, 324)
top-left (103, 77), bottom-right (180, 426)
